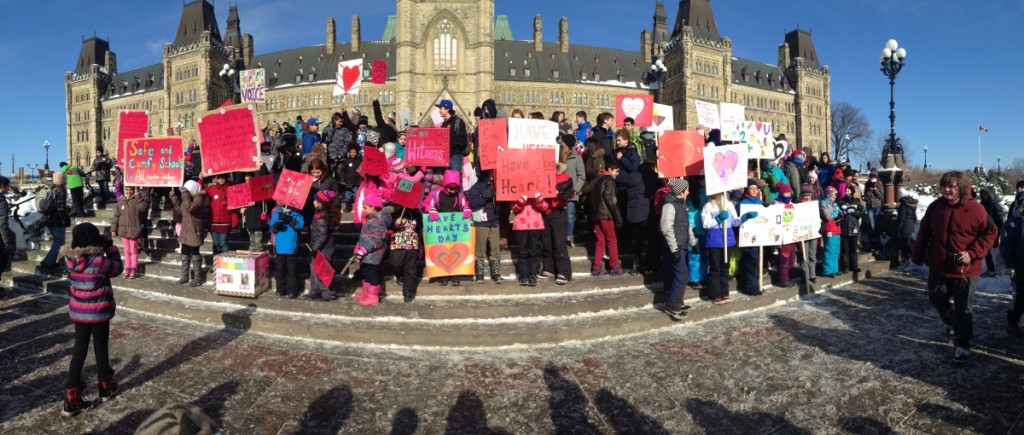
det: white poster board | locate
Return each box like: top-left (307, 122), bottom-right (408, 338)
top-left (702, 144), bottom-right (748, 196)
top-left (695, 100), bottom-right (721, 130)
top-left (782, 202), bottom-right (822, 244)
top-left (508, 118), bottom-right (560, 163)
top-left (722, 120), bottom-right (776, 158)
top-left (650, 103), bottom-right (674, 135)
top-left (738, 204), bottom-right (784, 247)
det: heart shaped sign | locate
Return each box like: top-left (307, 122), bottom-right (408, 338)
top-left (428, 244), bottom-right (469, 274)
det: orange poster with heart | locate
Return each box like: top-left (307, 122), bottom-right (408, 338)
top-left (423, 212), bottom-right (476, 278)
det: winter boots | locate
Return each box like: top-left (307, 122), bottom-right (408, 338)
top-left (474, 259), bottom-right (486, 283)
top-left (98, 378), bottom-right (118, 402)
top-left (489, 259), bottom-right (504, 284)
top-left (176, 254), bottom-right (190, 285)
top-left (357, 281), bottom-right (380, 306)
top-left (62, 385), bottom-right (92, 418)
top-left (188, 255), bottom-right (204, 287)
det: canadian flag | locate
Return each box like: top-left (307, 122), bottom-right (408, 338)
top-left (979, 125), bottom-right (989, 133)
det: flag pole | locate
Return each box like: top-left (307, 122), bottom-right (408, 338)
top-left (978, 133), bottom-right (981, 169)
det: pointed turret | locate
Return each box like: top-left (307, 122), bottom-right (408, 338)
top-left (224, 5), bottom-right (243, 49)
top-left (73, 37), bottom-right (111, 75)
top-left (785, 29), bottom-right (821, 69)
top-left (174, 0), bottom-right (222, 46)
top-left (672, 0), bottom-right (720, 40)
top-left (653, 2), bottom-right (669, 49)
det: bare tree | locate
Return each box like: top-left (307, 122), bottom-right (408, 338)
top-left (830, 101), bottom-right (872, 163)
top-left (873, 132), bottom-right (914, 169)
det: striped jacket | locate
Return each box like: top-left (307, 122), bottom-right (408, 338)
top-left (60, 245), bottom-right (123, 323)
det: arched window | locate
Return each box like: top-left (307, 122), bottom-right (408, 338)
top-left (433, 19), bottom-right (458, 72)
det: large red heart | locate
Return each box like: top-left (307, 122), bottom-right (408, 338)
top-left (428, 244), bottom-right (469, 274)
top-left (342, 65), bottom-right (360, 92)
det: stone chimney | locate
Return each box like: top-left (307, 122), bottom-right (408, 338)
top-left (777, 42), bottom-right (790, 70)
top-left (326, 17), bottom-right (336, 56)
top-left (105, 50), bottom-right (117, 76)
top-left (351, 16), bottom-right (361, 53)
top-left (242, 34), bottom-right (254, 68)
top-left (641, 30), bottom-right (651, 63)
top-left (533, 15), bottom-right (542, 52)
top-left (559, 17), bottom-right (569, 53)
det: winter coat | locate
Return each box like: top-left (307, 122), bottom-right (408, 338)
top-left (243, 199), bottom-right (271, 231)
top-left (355, 209), bottom-right (392, 265)
top-left (701, 198), bottom-right (741, 248)
top-left (547, 172), bottom-right (572, 210)
top-left (565, 152), bottom-right (585, 201)
top-left (592, 126), bottom-right (614, 162)
top-left (205, 183), bottom-right (238, 234)
top-left (61, 245), bottom-right (123, 323)
top-left (442, 114), bottom-right (469, 157)
top-left (269, 207), bottom-right (304, 255)
top-left (617, 171), bottom-right (649, 223)
top-left (863, 182), bottom-right (884, 208)
top-left (1000, 213), bottom-right (1024, 273)
top-left (60, 164), bottom-right (85, 190)
top-left (390, 213), bottom-right (420, 251)
top-left (687, 186), bottom-right (709, 236)
top-left (111, 193), bottom-right (149, 240)
top-left (339, 155), bottom-right (363, 188)
top-left (372, 100), bottom-right (399, 146)
top-left (575, 121), bottom-right (592, 145)
top-left (760, 163), bottom-right (790, 204)
top-left (838, 196), bottom-right (864, 237)
top-left (301, 131), bottom-right (322, 155)
top-left (171, 190), bottom-right (208, 248)
top-left (912, 197), bottom-right (998, 278)
top-left (426, 172), bottom-right (471, 215)
top-left (783, 160), bottom-right (802, 199)
top-left (980, 188), bottom-right (1006, 231)
top-left (40, 187), bottom-right (72, 228)
top-left (589, 174), bottom-right (621, 224)
top-left (322, 124), bottom-right (353, 165)
top-left (309, 211), bottom-right (335, 255)
top-left (92, 155), bottom-right (114, 182)
top-left (511, 198), bottom-right (549, 231)
top-left (660, 193), bottom-right (692, 254)
top-left (895, 196), bottom-right (919, 239)
top-left (354, 180), bottom-right (390, 225)
top-left (820, 198), bottom-right (841, 237)
top-left (466, 174), bottom-right (498, 227)
top-left (0, 195), bottom-right (12, 249)
top-left (617, 145), bottom-right (641, 174)
top-left (817, 163), bottom-right (836, 189)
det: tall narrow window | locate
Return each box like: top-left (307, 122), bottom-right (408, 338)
top-left (433, 19), bottom-right (458, 71)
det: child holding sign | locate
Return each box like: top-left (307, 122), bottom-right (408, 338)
top-left (354, 191), bottom-right (391, 306)
top-left (111, 185), bottom-right (149, 279)
top-left (270, 205), bottom-right (305, 298)
top-left (466, 170), bottom-right (503, 284)
top-left (511, 193), bottom-right (550, 286)
top-left (308, 191), bottom-right (340, 301)
top-left (171, 181), bottom-right (208, 287)
top-left (425, 170), bottom-right (472, 286)
top-left (206, 175), bottom-right (239, 256)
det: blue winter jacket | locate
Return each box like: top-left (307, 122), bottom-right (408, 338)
top-left (269, 207), bottom-right (305, 255)
top-left (701, 199), bottom-right (742, 248)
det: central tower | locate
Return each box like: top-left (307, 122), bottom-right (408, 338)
top-left (395, 0), bottom-right (495, 124)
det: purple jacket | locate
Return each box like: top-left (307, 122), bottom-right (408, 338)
top-left (61, 245), bottom-right (123, 323)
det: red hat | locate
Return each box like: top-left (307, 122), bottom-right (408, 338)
top-left (776, 182), bottom-right (793, 195)
top-left (315, 190), bottom-right (335, 206)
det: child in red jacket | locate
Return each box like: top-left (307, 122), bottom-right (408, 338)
top-left (205, 174), bottom-right (239, 256)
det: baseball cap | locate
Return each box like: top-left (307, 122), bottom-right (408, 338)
top-left (435, 99), bottom-right (453, 110)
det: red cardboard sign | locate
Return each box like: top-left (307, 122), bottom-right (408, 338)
top-left (362, 146), bottom-right (388, 176)
top-left (272, 169), bottom-right (315, 209)
top-left (476, 118), bottom-right (506, 170)
top-left (615, 94), bottom-right (654, 128)
top-left (657, 130), bottom-right (706, 178)
top-left (117, 111), bottom-right (150, 166)
top-left (197, 104), bottom-right (261, 176)
top-left (227, 183), bottom-right (255, 209)
top-left (371, 60), bottom-right (387, 85)
top-left (313, 251), bottom-right (335, 288)
top-left (249, 174), bottom-right (275, 202)
top-left (391, 176), bottom-right (425, 210)
top-left (495, 148), bottom-right (557, 201)
top-left (122, 137), bottom-right (184, 187)
top-left (405, 128), bottom-right (450, 167)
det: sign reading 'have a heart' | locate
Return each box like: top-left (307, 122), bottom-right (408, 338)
top-left (615, 94), bottom-right (654, 128)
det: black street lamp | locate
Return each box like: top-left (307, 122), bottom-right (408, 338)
top-left (997, 156), bottom-right (1002, 174)
top-left (219, 64), bottom-right (239, 104)
top-left (648, 57), bottom-right (668, 104)
top-left (43, 140), bottom-right (50, 171)
top-left (879, 39), bottom-right (907, 162)
top-left (923, 145), bottom-right (928, 170)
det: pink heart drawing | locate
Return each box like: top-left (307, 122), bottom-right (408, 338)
top-left (621, 98), bottom-right (645, 119)
top-left (713, 150), bottom-right (739, 184)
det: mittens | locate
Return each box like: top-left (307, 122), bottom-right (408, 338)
top-left (741, 211), bottom-right (758, 222)
top-left (715, 211), bottom-right (730, 223)
top-left (429, 211), bottom-right (439, 222)
top-left (462, 209), bottom-right (472, 219)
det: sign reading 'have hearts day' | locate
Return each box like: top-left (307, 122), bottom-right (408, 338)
top-left (334, 59), bottom-right (363, 96)
top-left (423, 212), bottom-right (475, 278)
top-left (197, 104), bottom-right (261, 176)
top-left (122, 137), bottom-right (184, 187)
top-left (117, 111), bottom-right (150, 166)
top-left (391, 177), bottom-right (425, 210)
top-left (615, 94), bottom-right (654, 128)
top-left (702, 144), bottom-right (748, 196)
top-left (657, 130), bottom-right (705, 178)
top-left (405, 128), bottom-right (450, 167)
top-left (476, 118), bottom-right (506, 170)
top-left (272, 169), bottom-right (315, 209)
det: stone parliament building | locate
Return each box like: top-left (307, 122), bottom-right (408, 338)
top-left (65, 0), bottom-right (830, 167)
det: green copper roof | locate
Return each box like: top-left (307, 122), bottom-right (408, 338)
top-left (382, 15), bottom-right (396, 41)
top-left (494, 15), bottom-right (514, 41)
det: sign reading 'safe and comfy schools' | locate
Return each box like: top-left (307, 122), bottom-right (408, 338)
top-left (122, 137), bottom-right (184, 187)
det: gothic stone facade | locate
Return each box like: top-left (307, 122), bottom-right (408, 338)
top-left (65, 0), bottom-right (830, 166)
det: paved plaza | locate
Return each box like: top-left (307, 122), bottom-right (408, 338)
top-left (2, 271), bottom-right (1022, 434)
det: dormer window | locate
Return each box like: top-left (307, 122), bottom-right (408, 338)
top-left (552, 69), bottom-right (559, 79)
top-left (581, 71), bottom-right (588, 80)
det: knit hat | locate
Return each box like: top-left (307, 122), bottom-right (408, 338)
top-left (824, 186), bottom-right (838, 198)
top-left (560, 134), bottom-right (577, 148)
top-left (776, 182), bottom-right (793, 195)
top-left (667, 178), bottom-right (689, 196)
top-left (747, 178), bottom-right (761, 188)
top-left (358, 115), bottom-right (369, 126)
top-left (390, 157), bottom-right (407, 173)
top-left (800, 184), bottom-right (813, 197)
top-left (52, 171), bottom-right (66, 185)
top-left (808, 171), bottom-right (818, 180)
top-left (364, 190), bottom-right (383, 208)
top-left (792, 154), bottom-right (805, 165)
top-left (71, 222), bottom-right (104, 249)
top-left (869, 169), bottom-right (879, 179)
top-left (183, 180), bottom-right (201, 195)
top-left (314, 190), bottom-right (335, 206)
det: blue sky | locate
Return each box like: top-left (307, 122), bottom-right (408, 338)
top-left (1, 0), bottom-right (1022, 174)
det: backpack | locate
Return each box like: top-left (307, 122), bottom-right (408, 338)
top-left (35, 186), bottom-right (54, 213)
